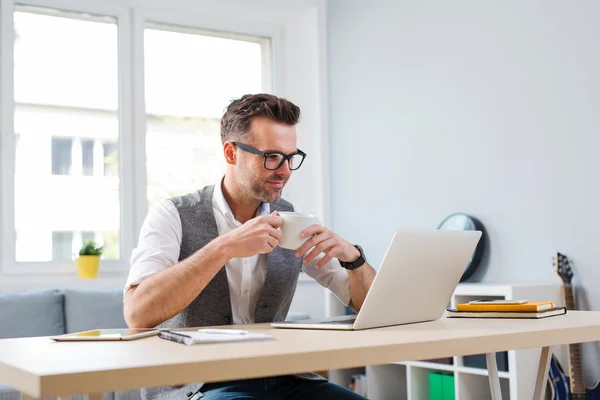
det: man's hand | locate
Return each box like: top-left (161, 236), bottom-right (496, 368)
top-left (294, 224), bottom-right (360, 268)
top-left (223, 211), bottom-right (283, 259)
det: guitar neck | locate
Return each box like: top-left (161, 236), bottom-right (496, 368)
top-left (564, 284), bottom-right (576, 310)
top-left (563, 284), bottom-right (586, 396)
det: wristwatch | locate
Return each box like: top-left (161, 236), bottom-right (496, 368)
top-left (339, 244), bottom-right (367, 270)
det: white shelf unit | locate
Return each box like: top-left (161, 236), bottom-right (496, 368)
top-left (326, 282), bottom-right (564, 400)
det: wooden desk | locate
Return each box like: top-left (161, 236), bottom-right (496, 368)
top-left (2, 311), bottom-right (600, 400)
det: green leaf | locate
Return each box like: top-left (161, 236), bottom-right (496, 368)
top-left (79, 239), bottom-right (104, 256)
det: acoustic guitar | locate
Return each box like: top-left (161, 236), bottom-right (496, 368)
top-left (547, 252), bottom-right (600, 399)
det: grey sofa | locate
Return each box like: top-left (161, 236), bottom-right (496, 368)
top-left (0, 289), bottom-right (312, 400)
top-left (0, 288), bottom-right (141, 400)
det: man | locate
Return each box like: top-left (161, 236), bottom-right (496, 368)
top-left (124, 93), bottom-right (376, 400)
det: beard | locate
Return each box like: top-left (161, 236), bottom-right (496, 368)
top-left (238, 168), bottom-right (288, 203)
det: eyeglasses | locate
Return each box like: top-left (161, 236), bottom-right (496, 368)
top-left (232, 141), bottom-right (306, 171)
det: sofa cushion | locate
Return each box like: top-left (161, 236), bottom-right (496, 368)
top-left (71, 394), bottom-right (113, 400)
top-left (0, 382), bottom-right (20, 400)
top-left (0, 382), bottom-right (114, 400)
top-left (114, 390), bottom-right (142, 400)
top-left (0, 290), bottom-right (65, 339)
top-left (64, 289), bottom-right (127, 333)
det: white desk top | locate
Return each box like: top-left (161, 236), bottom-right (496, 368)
top-left (2, 310), bottom-right (600, 398)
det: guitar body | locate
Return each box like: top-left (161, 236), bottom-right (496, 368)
top-left (549, 252), bottom-right (600, 400)
top-left (587, 381), bottom-right (600, 400)
top-left (547, 354), bottom-right (600, 399)
top-left (548, 355), bottom-right (570, 400)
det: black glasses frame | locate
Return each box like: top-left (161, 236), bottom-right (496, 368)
top-left (232, 141), bottom-right (306, 171)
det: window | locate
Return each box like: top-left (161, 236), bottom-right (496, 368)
top-left (51, 138), bottom-right (72, 176)
top-left (1, 1), bottom-right (290, 274)
top-left (144, 23), bottom-right (269, 211)
top-left (81, 231), bottom-right (95, 244)
top-left (51, 231), bottom-right (115, 261)
top-left (13, 5), bottom-right (121, 262)
top-left (81, 140), bottom-right (95, 176)
top-left (52, 231), bottom-right (74, 261)
top-left (50, 138), bottom-right (109, 177)
top-left (103, 142), bottom-right (118, 177)
top-left (100, 231), bottom-right (120, 259)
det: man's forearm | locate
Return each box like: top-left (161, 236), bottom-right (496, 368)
top-left (347, 263), bottom-right (376, 311)
top-left (124, 236), bottom-right (231, 328)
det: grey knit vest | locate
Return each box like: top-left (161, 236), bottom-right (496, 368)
top-left (141, 185), bottom-right (322, 400)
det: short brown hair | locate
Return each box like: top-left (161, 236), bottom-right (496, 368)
top-left (220, 93), bottom-right (301, 143)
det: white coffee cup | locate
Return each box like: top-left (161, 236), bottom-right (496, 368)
top-left (278, 212), bottom-right (320, 250)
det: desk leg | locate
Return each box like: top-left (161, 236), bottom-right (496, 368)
top-left (533, 346), bottom-right (552, 400)
top-left (486, 352), bottom-right (503, 400)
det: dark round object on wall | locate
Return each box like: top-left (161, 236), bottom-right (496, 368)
top-left (437, 212), bottom-right (486, 282)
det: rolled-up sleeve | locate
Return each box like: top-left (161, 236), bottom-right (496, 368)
top-left (302, 255), bottom-right (351, 306)
top-left (124, 200), bottom-right (182, 296)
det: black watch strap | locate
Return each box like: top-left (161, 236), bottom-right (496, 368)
top-left (340, 245), bottom-right (366, 270)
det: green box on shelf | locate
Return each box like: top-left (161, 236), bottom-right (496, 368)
top-left (428, 372), bottom-right (455, 400)
top-left (429, 371), bottom-right (442, 399)
top-left (440, 373), bottom-right (455, 400)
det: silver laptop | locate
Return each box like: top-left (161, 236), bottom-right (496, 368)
top-left (271, 228), bottom-right (482, 331)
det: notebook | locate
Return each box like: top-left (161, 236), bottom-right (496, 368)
top-left (446, 306), bottom-right (566, 319)
top-left (456, 301), bottom-right (555, 312)
top-left (158, 329), bottom-right (274, 345)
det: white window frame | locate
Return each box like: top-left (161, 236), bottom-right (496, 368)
top-left (1, 0), bottom-right (133, 275)
top-left (130, 7), bottom-right (284, 243)
top-left (0, 0), bottom-right (295, 278)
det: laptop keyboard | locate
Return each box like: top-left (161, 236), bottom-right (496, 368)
top-left (320, 318), bottom-right (356, 324)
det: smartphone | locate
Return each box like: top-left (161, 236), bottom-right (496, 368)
top-left (468, 299), bottom-right (528, 305)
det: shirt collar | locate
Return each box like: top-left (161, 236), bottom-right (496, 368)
top-left (213, 176), bottom-right (270, 223)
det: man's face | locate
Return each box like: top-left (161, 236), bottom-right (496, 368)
top-left (236, 116), bottom-right (298, 203)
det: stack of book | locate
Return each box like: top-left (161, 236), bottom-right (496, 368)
top-left (446, 300), bottom-right (566, 319)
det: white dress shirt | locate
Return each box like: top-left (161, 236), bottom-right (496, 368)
top-left (125, 180), bottom-right (351, 324)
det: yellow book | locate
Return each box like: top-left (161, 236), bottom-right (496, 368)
top-left (447, 307), bottom-right (566, 319)
top-left (456, 301), bottom-right (555, 312)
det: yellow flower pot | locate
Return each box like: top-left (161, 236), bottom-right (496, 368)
top-left (76, 255), bottom-right (100, 279)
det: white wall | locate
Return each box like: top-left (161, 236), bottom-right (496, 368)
top-left (328, 0), bottom-right (600, 384)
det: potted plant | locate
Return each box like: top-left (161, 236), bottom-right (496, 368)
top-left (76, 240), bottom-right (103, 279)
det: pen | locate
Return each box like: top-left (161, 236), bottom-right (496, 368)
top-left (198, 328), bottom-right (249, 335)
top-left (158, 331), bottom-right (192, 345)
